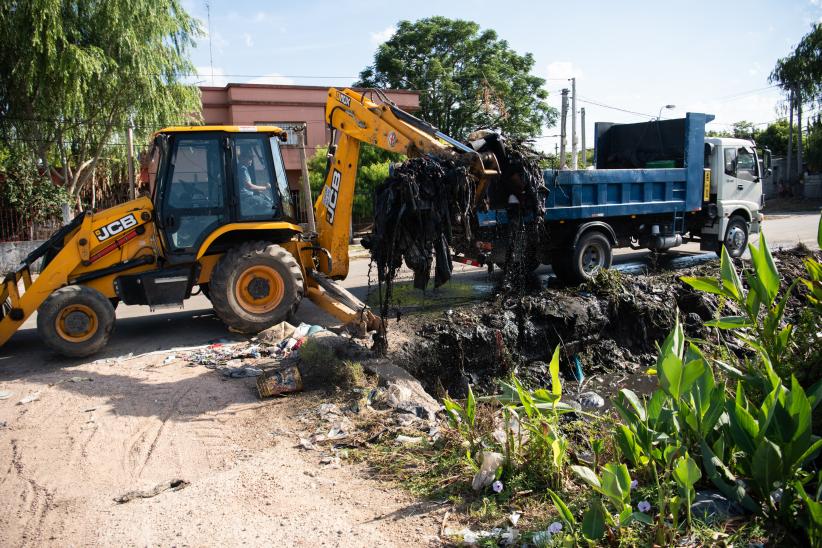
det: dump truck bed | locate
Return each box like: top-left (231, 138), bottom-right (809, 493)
top-left (542, 112), bottom-right (714, 221)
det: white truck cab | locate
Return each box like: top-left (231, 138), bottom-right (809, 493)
top-left (702, 137), bottom-right (766, 257)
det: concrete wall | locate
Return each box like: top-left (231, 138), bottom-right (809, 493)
top-left (804, 174), bottom-right (822, 199)
top-left (0, 240), bottom-right (44, 273)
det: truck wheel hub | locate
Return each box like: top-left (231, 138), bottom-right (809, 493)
top-left (726, 226), bottom-right (745, 249)
top-left (248, 277), bottom-right (270, 299)
top-left (56, 304), bottom-right (98, 342)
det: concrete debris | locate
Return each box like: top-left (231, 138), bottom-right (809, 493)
top-left (17, 392), bottom-right (40, 405)
top-left (363, 360), bottom-right (441, 421)
top-left (395, 435), bottom-right (424, 445)
top-left (113, 478), bottom-right (190, 504)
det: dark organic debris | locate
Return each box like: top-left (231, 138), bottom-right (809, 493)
top-left (114, 478), bottom-right (189, 504)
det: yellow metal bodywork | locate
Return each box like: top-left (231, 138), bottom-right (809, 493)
top-left (703, 168), bottom-right (712, 202)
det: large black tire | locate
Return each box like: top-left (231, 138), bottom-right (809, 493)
top-left (723, 215), bottom-right (749, 258)
top-left (568, 231), bottom-right (613, 284)
top-left (209, 241), bottom-right (304, 334)
top-left (37, 285), bottom-right (116, 357)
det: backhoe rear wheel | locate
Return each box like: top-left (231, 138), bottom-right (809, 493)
top-left (37, 285), bottom-right (116, 357)
top-left (209, 241), bottom-right (304, 334)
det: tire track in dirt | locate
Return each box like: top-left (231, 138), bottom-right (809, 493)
top-left (135, 386), bottom-right (193, 478)
top-left (9, 439), bottom-right (54, 547)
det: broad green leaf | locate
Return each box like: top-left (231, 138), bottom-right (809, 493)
top-left (788, 376), bottom-right (811, 446)
top-left (752, 439), bottom-right (782, 496)
top-left (631, 511), bottom-right (654, 525)
top-left (720, 245), bottom-right (743, 300)
top-left (680, 276), bottom-right (729, 296)
top-left (551, 438), bottom-right (565, 469)
top-left (646, 389), bottom-right (667, 423)
top-left (616, 425), bottom-right (645, 467)
top-left (465, 385), bottom-right (476, 427)
top-left (549, 344), bottom-right (562, 400)
top-left (581, 502), bottom-right (606, 541)
top-left (512, 375), bottom-right (536, 418)
top-left (618, 506), bottom-right (633, 526)
top-left (601, 463), bottom-right (631, 507)
top-left (619, 388), bottom-right (646, 422)
top-left (748, 233), bottom-right (780, 307)
top-left (547, 488), bottom-right (576, 528)
top-left (705, 316), bottom-right (754, 330)
top-left (673, 453), bottom-right (702, 490)
top-left (794, 438), bottom-right (822, 472)
top-left (700, 440), bottom-right (759, 513)
top-left (807, 379), bottom-right (822, 411)
top-left (795, 481), bottom-right (822, 546)
top-left (745, 286), bottom-right (762, 319)
top-left (818, 214), bottom-right (822, 249)
top-left (570, 465), bottom-right (602, 492)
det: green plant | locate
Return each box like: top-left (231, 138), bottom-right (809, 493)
top-left (443, 384), bottom-right (479, 452)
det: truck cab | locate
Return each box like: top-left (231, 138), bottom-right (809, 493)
top-left (702, 137), bottom-right (765, 255)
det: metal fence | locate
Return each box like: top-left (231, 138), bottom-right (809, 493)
top-left (0, 207), bottom-right (63, 242)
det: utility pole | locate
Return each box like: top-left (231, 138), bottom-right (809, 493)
top-left (787, 89), bottom-right (794, 185)
top-left (571, 77), bottom-right (578, 170)
top-left (580, 107), bottom-right (586, 168)
top-left (126, 119), bottom-right (135, 200)
top-left (560, 88), bottom-right (569, 170)
top-left (797, 90), bottom-right (803, 182)
top-left (298, 123), bottom-right (316, 233)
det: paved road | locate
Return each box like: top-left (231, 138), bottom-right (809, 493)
top-left (2, 211), bottom-right (819, 364)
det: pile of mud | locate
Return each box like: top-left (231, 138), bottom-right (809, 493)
top-left (397, 247), bottom-right (819, 398)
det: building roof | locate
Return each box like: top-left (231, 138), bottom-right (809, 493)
top-left (155, 125), bottom-right (286, 135)
top-left (199, 82), bottom-right (419, 96)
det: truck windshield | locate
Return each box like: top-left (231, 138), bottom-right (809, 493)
top-left (269, 137), bottom-right (295, 219)
top-left (736, 147), bottom-right (758, 182)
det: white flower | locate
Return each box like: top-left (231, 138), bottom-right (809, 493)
top-left (492, 480), bottom-right (504, 493)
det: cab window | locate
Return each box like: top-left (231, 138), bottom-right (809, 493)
top-left (724, 148), bottom-right (737, 176)
top-left (735, 147), bottom-right (757, 182)
top-left (234, 136), bottom-right (279, 219)
top-left (270, 137), bottom-right (295, 219)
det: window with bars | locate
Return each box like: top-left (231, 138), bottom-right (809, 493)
top-left (256, 122), bottom-right (302, 146)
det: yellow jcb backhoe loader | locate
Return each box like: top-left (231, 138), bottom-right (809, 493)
top-left (0, 88), bottom-right (498, 357)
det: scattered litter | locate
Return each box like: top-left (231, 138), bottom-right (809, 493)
top-left (221, 366), bottom-right (263, 378)
top-left (113, 478), bottom-right (190, 504)
top-left (257, 365), bottom-right (303, 397)
top-left (257, 321), bottom-right (297, 343)
top-left (319, 455), bottom-right (341, 468)
top-left (395, 435), bottom-right (424, 445)
top-left (298, 437), bottom-right (318, 451)
top-left (472, 451), bottom-right (504, 491)
top-left (577, 391), bottom-right (605, 409)
top-left (444, 526), bottom-right (519, 545)
top-left (0, 390), bottom-right (12, 400)
top-left (49, 376), bottom-right (93, 386)
top-left (17, 392), bottom-right (40, 405)
top-left (161, 354), bottom-right (177, 365)
top-left (691, 490), bottom-right (745, 523)
top-left (508, 511), bottom-right (521, 526)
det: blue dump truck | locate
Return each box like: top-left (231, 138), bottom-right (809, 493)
top-left (473, 113), bottom-right (767, 283)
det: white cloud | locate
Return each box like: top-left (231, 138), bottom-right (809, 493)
top-left (243, 33), bottom-right (254, 48)
top-left (370, 25), bottom-right (396, 45)
top-left (545, 61), bottom-right (584, 82)
top-left (247, 73), bottom-right (296, 86)
top-left (195, 66), bottom-right (228, 87)
top-left (254, 11), bottom-right (272, 23)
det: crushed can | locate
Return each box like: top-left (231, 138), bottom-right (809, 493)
top-left (257, 365), bottom-right (303, 398)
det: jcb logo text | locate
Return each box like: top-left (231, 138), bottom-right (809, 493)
top-left (94, 214), bottom-right (138, 242)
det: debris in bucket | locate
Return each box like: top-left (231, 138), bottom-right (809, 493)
top-left (113, 478), bottom-right (190, 504)
top-left (257, 365), bottom-right (303, 397)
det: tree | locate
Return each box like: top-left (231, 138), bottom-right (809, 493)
top-left (0, 0), bottom-right (202, 205)
top-left (755, 119), bottom-right (790, 156)
top-left (306, 143), bottom-right (403, 223)
top-left (357, 17), bottom-right (557, 140)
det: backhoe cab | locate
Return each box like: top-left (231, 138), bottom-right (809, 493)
top-left (0, 125), bottom-right (373, 357)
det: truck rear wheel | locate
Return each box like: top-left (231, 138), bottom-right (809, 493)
top-left (568, 231), bottom-right (613, 284)
top-left (209, 241), bottom-right (304, 334)
top-left (37, 285), bottom-right (116, 357)
top-left (723, 216), bottom-right (749, 258)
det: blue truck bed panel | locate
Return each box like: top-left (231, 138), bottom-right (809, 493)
top-left (542, 112), bottom-right (714, 221)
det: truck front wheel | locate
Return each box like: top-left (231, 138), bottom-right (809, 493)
top-left (209, 241), bottom-right (304, 334)
top-left (37, 285), bottom-right (116, 357)
top-left (569, 232), bottom-right (613, 284)
top-left (723, 216), bottom-right (749, 258)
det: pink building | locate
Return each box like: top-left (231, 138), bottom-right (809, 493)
top-left (200, 83), bottom-right (420, 198)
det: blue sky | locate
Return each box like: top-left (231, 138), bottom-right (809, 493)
top-left (182, 0), bottom-right (822, 153)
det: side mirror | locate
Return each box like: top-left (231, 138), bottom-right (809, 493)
top-left (278, 132), bottom-right (288, 143)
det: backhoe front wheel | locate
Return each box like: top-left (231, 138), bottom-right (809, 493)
top-left (37, 285), bottom-right (116, 357)
top-left (209, 241), bottom-right (304, 334)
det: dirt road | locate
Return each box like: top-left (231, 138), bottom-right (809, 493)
top-left (0, 210), bottom-right (817, 546)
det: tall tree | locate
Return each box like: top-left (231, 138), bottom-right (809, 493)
top-left (357, 17), bottom-right (557, 140)
top-left (0, 0), bottom-right (202, 203)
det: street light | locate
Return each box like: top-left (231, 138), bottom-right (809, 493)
top-left (657, 104), bottom-right (676, 120)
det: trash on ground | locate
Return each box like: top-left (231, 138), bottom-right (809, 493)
top-left (49, 376), bottom-right (93, 386)
top-left (257, 365), bottom-right (303, 397)
top-left (256, 321), bottom-right (297, 343)
top-left (395, 435), bottom-right (424, 445)
top-left (161, 354), bottom-right (177, 365)
top-left (577, 391), bottom-right (605, 409)
top-left (443, 526), bottom-right (518, 545)
top-left (691, 490), bottom-right (745, 523)
top-left (0, 390), bottom-right (12, 400)
top-left (113, 478), bottom-right (190, 504)
top-left (471, 451), bottom-right (504, 491)
top-left (319, 455), bottom-right (341, 468)
top-left (17, 392), bottom-right (40, 405)
top-left (221, 366), bottom-right (263, 378)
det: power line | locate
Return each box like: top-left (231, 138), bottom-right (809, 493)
top-left (574, 96), bottom-right (656, 119)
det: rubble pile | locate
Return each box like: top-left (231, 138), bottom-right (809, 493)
top-left (397, 248), bottom-right (819, 398)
